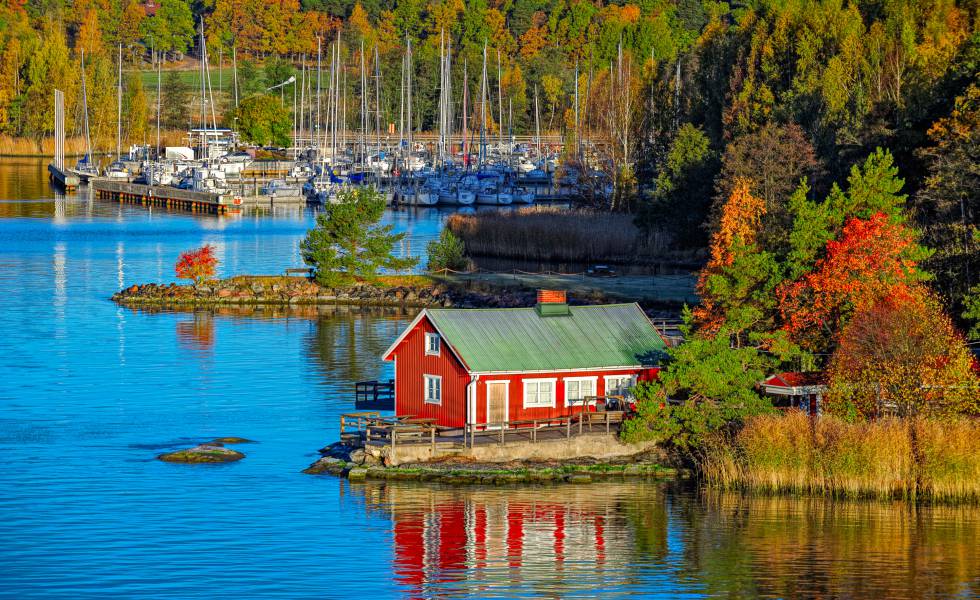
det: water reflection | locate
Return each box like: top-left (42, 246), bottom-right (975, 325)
top-left (347, 481), bottom-right (980, 599)
top-left (305, 305), bottom-right (411, 385)
top-left (176, 312), bottom-right (216, 351)
top-left (353, 481), bottom-right (669, 598)
top-left (680, 491), bottom-right (980, 599)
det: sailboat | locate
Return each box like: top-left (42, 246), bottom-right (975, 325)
top-left (105, 43), bottom-right (129, 179)
top-left (396, 38), bottom-right (436, 206)
top-left (72, 50), bottom-right (100, 181)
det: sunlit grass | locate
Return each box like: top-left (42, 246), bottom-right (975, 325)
top-left (702, 412), bottom-right (980, 502)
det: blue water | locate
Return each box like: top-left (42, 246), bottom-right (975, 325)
top-left (1, 161), bottom-right (978, 599)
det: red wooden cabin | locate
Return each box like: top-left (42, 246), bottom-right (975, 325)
top-left (381, 291), bottom-right (668, 429)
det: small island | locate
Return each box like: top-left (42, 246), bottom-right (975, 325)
top-left (157, 439), bottom-right (253, 463)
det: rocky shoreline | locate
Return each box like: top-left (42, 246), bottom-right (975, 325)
top-left (304, 442), bottom-right (678, 485)
top-left (111, 275), bottom-right (614, 310)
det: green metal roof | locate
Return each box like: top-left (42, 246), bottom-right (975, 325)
top-left (426, 303), bottom-right (667, 373)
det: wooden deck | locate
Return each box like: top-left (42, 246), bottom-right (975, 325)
top-left (338, 409), bottom-right (627, 462)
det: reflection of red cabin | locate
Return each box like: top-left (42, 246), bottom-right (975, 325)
top-left (381, 291), bottom-right (668, 428)
top-left (763, 372), bottom-right (827, 415)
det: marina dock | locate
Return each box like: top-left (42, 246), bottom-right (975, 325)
top-left (48, 163), bottom-right (79, 191)
top-left (92, 179), bottom-right (242, 214)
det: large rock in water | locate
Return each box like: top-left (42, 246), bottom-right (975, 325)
top-left (158, 443), bottom-right (245, 463)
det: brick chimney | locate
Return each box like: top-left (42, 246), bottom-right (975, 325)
top-left (535, 289), bottom-right (570, 316)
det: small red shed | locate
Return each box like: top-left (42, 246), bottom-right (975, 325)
top-left (762, 372), bottom-right (827, 415)
top-left (381, 291), bottom-right (668, 429)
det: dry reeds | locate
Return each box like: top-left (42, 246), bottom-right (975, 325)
top-left (445, 207), bottom-right (690, 265)
top-left (701, 412), bottom-right (980, 502)
top-left (0, 130), bottom-right (190, 157)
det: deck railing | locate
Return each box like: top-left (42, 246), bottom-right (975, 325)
top-left (462, 411), bottom-right (626, 448)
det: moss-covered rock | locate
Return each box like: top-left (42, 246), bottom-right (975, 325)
top-left (158, 444), bottom-right (245, 463)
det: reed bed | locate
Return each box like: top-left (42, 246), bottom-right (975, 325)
top-left (701, 412), bottom-right (980, 502)
top-left (444, 207), bottom-right (691, 266)
top-left (0, 130), bottom-right (189, 157)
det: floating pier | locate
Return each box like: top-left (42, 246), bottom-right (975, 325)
top-left (48, 163), bottom-right (79, 191)
top-left (93, 179), bottom-right (242, 214)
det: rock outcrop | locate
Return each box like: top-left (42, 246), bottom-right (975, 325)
top-left (157, 441), bottom-right (248, 463)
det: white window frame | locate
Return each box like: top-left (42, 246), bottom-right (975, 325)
top-left (604, 374), bottom-right (637, 397)
top-left (423, 374), bottom-right (442, 405)
top-left (564, 376), bottom-right (598, 407)
top-left (424, 332), bottom-right (441, 357)
top-left (522, 378), bottom-right (557, 409)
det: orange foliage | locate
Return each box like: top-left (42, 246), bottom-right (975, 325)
top-left (778, 212), bottom-right (920, 341)
top-left (519, 25), bottom-right (548, 59)
top-left (693, 178), bottom-right (766, 331)
top-left (827, 289), bottom-right (979, 418)
top-left (175, 246), bottom-right (219, 284)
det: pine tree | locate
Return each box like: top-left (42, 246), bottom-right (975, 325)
top-left (301, 187), bottom-right (419, 286)
top-left (161, 70), bottom-right (189, 130)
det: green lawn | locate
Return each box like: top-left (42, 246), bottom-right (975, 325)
top-left (136, 67), bottom-right (237, 93)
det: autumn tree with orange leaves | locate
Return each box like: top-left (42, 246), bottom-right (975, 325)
top-left (778, 212), bottom-right (930, 351)
top-left (693, 178), bottom-right (780, 343)
top-left (826, 290), bottom-right (979, 419)
top-left (176, 246), bottom-right (219, 285)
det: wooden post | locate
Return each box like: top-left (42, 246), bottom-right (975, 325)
top-left (499, 423), bottom-right (504, 445)
top-left (566, 416), bottom-right (571, 439)
top-left (391, 429), bottom-right (396, 464)
top-left (579, 411), bottom-right (583, 435)
top-left (532, 421), bottom-right (537, 443)
top-left (430, 427), bottom-right (435, 457)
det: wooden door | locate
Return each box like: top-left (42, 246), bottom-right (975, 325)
top-left (487, 382), bottom-right (508, 426)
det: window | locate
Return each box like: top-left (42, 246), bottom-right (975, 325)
top-left (605, 375), bottom-right (637, 397)
top-left (424, 374), bottom-right (442, 404)
top-left (523, 378), bottom-right (556, 408)
top-left (564, 377), bottom-right (597, 406)
top-left (425, 332), bottom-right (441, 356)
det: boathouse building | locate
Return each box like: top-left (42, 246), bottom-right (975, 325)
top-left (381, 291), bottom-right (668, 428)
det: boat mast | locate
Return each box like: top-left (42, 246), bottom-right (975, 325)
top-left (437, 30), bottom-right (443, 168)
top-left (462, 59), bottom-right (468, 169)
top-left (399, 48), bottom-right (405, 174)
top-left (316, 37), bottom-right (322, 161)
top-left (534, 84), bottom-right (540, 160)
top-left (80, 50), bottom-right (92, 163)
top-left (156, 48), bottom-right (161, 157)
top-left (574, 60), bottom-right (580, 162)
top-left (446, 35), bottom-right (453, 168)
top-left (199, 20), bottom-right (206, 157)
top-left (406, 36), bottom-right (413, 183)
top-left (374, 45), bottom-right (381, 179)
top-left (479, 42), bottom-right (487, 169)
top-left (232, 45), bottom-right (239, 108)
top-left (116, 42), bottom-right (122, 160)
top-left (360, 38), bottom-right (367, 170)
top-left (496, 49), bottom-right (503, 156)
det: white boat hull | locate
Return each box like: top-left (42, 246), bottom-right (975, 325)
top-left (476, 192), bottom-right (512, 205)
